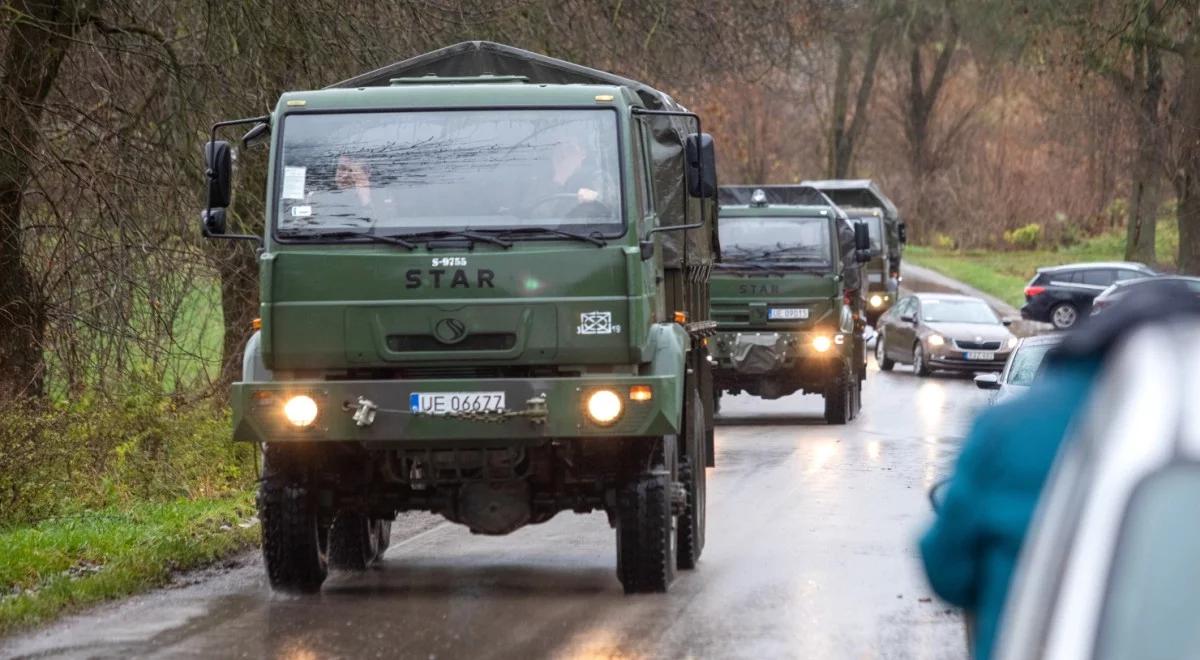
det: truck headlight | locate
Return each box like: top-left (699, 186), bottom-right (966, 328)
top-left (586, 389), bottom-right (623, 425)
top-left (812, 335), bottom-right (833, 353)
top-left (869, 294), bottom-right (884, 308)
top-left (927, 335), bottom-right (946, 347)
top-left (283, 395), bottom-right (319, 428)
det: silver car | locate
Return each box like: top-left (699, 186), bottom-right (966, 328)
top-left (995, 317), bottom-right (1200, 660)
top-left (974, 334), bottom-right (1063, 404)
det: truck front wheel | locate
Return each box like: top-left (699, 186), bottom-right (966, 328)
top-left (329, 513), bottom-right (386, 571)
top-left (677, 392), bottom-right (707, 570)
top-left (616, 437), bottom-right (678, 594)
top-left (258, 445), bottom-right (329, 593)
top-left (823, 363), bottom-right (853, 425)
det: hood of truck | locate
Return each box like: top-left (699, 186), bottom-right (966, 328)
top-left (262, 245), bottom-right (637, 371)
top-left (710, 270), bottom-right (840, 330)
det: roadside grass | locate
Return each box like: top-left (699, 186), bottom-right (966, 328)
top-left (906, 221), bottom-right (1179, 308)
top-left (0, 494), bottom-right (258, 635)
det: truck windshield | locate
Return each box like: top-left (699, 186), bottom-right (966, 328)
top-left (275, 109), bottom-right (622, 238)
top-left (718, 216), bottom-right (831, 267)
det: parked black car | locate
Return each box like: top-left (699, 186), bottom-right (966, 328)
top-left (1020, 262), bottom-right (1156, 330)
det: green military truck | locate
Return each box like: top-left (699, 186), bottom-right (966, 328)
top-left (711, 186), bottom-right (870, 424)
top-left (802, 180), bottom-right (905, 325)
top-left (839, 206), bottom-right (894, 324)
top-left (200, 42), bottom-right (719, 594)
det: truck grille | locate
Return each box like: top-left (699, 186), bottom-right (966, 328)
top-left (387, 333), bottom-right (516, 352)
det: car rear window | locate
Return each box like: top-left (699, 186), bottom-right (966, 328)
top-left (1115, 269), bottom-right (1145, 281)
top-left (1082, 270), bottom-right (1116, 286)
top-left (1095, 464), bottom-right (1200, 660)
top-left (1050, 270), bottom-right (1081, 284)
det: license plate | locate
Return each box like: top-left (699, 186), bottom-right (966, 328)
top-left (768, 308), bottom-right (809, 320)
top-left (409, 391), bottom-right (506, 415)
top-left (965, 351), bottom-right (995, 361)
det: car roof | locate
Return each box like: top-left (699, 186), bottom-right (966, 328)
top-left (1111, 274), bottom-right (1200, 288)
top-left (1017, 333), bottom-right (1064, 347)
top-left (1039, 261), bottom-right (1153, 273)
top-left (912, 292), bottom-right (987, 303)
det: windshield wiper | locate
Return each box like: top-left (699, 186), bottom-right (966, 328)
top-left (391, 230), bottom-right (513, 249)
top-left (715, 262), bottom-right (784, 272)
top-left (278, 230), bottom-right (417, 249)
top-left (486, 227), bottom-right (607, 247)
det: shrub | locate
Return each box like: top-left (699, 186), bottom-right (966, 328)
top-left (0, 383), bottom-right (253, 529)
top-left (1004, 223), bottom-right (1042, 250)
top-left (934, 233), bottom-right (956, 249)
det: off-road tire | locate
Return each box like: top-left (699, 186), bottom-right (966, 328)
top-left (913, 343), bottom-right (931, 377)
top-left (677, 392), bottom-right (707, 570)
top-left (329, 513), bottom-right (383, 571)
top-left (376, 519), bottom-right (392, 555)
top-left (616, 473), bottom-right (676, 593)
top-left (258, 447), bottom-right (328, 593)
top-left (823, 363), bottom-right (852, 425)
top-left (876, 333), bottom-right (895, 371)
top-left (1051, 302), bottom-right (1079, 330)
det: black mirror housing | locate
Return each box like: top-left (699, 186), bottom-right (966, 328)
top-left (204, 140), bottom-right (233, 208)
top-left (202, 208), bottom-right (227, 236)
top-left (898, 222), bottom-right (908, 244)
top-left (242, 122), bottom-right (270, 149)
top-left (854, 222), bottom-right (871, 251)
top-left (900, 314), bottom-right (916, 324)
top-left (685, 132), bottom-right (717, 199)
top-left (855, 249), bottom-right (872, 263)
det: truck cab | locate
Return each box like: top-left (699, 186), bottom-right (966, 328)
top-left (200, 42), bottom-right (717, 595)
top-left (709, 187), bottom-right (869, 424)
top-left (840, 206), bottom-right (896, 323)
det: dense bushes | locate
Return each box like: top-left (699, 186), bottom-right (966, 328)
top-left (0, 384), bottom-right (253, 529)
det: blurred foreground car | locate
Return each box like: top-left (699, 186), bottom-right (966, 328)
top-left (876, 293), bottom-right (1016, 376)
top-left (1020, 262), bottom-right (1155, 330)
top-left (975, 334), bottom-right (1063, 404)
top-left (1091, 275), bottom-right (1200, 316)
top-left (995, 318), bottom-right (1200, 660)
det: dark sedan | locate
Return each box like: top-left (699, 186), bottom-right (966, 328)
top-left (1020, 261), bottom-right (1155, 330)
top-left (1091, 275), bottom-right (1200, 316)
top-left (876, 293), bottom-right (1017, 376)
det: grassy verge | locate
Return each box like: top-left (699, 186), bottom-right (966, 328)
top-left (905, 222), bottom-right (1179, 308)
top-left (0, 493), bottom-right (257, 635)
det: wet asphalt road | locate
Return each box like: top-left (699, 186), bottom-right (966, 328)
top-left (2, 357), bottom-right (986, 660)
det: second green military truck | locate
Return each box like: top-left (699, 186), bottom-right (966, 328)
top-left (200, 42), bottom-right (718, 594)
top-left (711, 186), bottom-right (870, 424)
top-left (802, 179), bottom-right (906, 324)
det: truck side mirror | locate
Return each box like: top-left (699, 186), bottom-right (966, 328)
top-left (898, 222), bottom-right (908, 244)
top-left (685, 132), bottom-right (717, 199)
top-left (854, 222), bottom-right (871, 250)
top-left (204, 140), bottom-right (233, 208)
top-left (202, 208), bottom-right (227, 236)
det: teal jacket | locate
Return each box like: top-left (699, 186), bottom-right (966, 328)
top-left (919, 357), bottom-right (1100, 660)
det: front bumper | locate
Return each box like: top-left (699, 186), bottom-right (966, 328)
top-left (709, 331), bottom-right (848, 372)
top-left (232, 373), bottom-right (680, 444)
top-left (927, 351), bottom-right (1010, 372)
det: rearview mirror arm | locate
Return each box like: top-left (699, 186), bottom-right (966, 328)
top-left (204, 115), bottom-right (270, 248)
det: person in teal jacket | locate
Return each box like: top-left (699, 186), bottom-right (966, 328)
top-left (919, 286), bottom-right (1200, 660)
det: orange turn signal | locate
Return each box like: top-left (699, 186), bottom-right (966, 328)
top-left (251, 318), bottom-right (262, 330)
top-left (629, 385), bottom-right (653, 402)
top-left (673, 311), bottom-right (688, 324)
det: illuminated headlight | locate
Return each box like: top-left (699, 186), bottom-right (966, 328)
top-left (812, 335), bottom-right (833, 353)
top-left (869, 294), bottom-right (884, 308)
top-left (927, 335), bottom-right (946, 347)
top-left (586, 389), bottom-right (623, 426)
top-left (282, 395), bottom-right (319, 428)
top-left (1007, 336), bottom-right (1019, 349)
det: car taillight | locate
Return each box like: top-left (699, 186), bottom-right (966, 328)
top-left (1024, 286), bottom-right (1045, 298)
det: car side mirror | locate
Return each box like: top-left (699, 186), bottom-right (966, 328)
top-left (685, 132), bottom-right (717, 199)
top-left (204, 140), bottom-right (233, 208)
top-left (974, 373), bottom-right (1002, 390)
top-left (898, 222), bottom-right (908, 245)
top-left (900, 314), bottom-right (916, 324)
